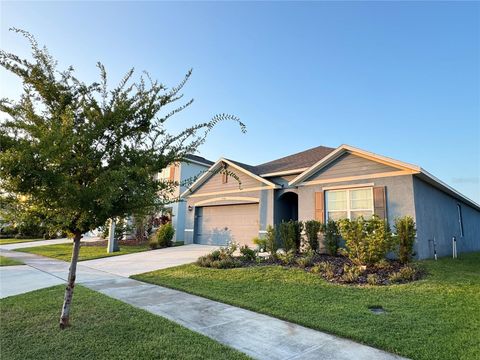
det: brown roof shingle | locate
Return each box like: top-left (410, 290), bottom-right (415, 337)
top-left (184, 154), bottom-right (214, 166)
top-left (221, 146), bottom-right (335, 175)
top-left (254, 145), bottom-right (335, 175)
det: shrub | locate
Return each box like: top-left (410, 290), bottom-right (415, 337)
top-left (0, 225), bottom-right (18, 236)
top-left (278, 220), bottom-right (303, 252)
top-left (394, 216), bottom-right (416, 263)
top-left (265, 225), bottom-right (277, 256)
top-left (209, 257), bottom-right (240, 269)
top-left (296, 250), bottom-right (314, 268)
top-left (375, 259), bottom-right (391, 270)
top-left (367, 273), bottom-right (379, 285)
top-left (341, 264), bottom-right (362, 283)
top-left (277, 249), bottom-right (296, 265)
top-left (337, 215), bottom-right (394, 266)
top-left (224, 240), bottom-right (238, 255)
top-left (253, 237), bottom-right (267, 252)
top-left (148, 235), bottom-right (159, 249)
top-left (388, 266), bottom-right (418, 283)
top-left (304, 220), bottom-right (322, 251)
top-left (240, 245), bottom-right (256, 261)
top-left (196, 246), bottom-right (241, 269)
top-left (399, 265), bottom-right (418, 281)
top-left (314, 261), bottom-right (336, 280)
top-left (310, 264), bottom-right (322, 274)
top-left (320, 219), bottom-right (341, 256)
top-left (255, 256), bottom-right (266, 265)
top-left (151, 223), bottom-right (175, 248)
top-left (388, 271), bottom-right (403, 283)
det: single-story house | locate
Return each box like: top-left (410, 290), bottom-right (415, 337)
top-left (181, 144), bottom-right (480, 259)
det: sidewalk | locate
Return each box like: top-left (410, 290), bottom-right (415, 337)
top-left (0, 250), bottom-right (406, 360)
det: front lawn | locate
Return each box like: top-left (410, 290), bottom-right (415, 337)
top-left (0, 255), bottom-right (24, 266)
top-left (0, 285), bottom-right (249, 360)
top-left (133, 252), bottom-right (480, 360)
top-left (18, 242), bottom-right (149, 261)
top-left (0, 238), bottom-right (44, 245)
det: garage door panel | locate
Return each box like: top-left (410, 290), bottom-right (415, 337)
top-left (195, 204), bottom-right (258, 246)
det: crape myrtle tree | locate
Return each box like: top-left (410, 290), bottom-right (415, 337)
top-left (0, 29), bottom-right (245, 329)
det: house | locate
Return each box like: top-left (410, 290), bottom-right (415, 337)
top-left (157, 154), bottom-right (214, 243)
top-left (180, 144), bottom-right (480, 259)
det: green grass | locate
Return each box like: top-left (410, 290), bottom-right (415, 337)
top-left (132, 253), bottom-right (480, 360)
top-left (0, 255), bottom-right (24, 266)
top-left (0, 238), bottom-right (43, 245)
top-left (0, 285), bottom-right (249, 360)
top-left (18, 242), bottom-right (149, 261)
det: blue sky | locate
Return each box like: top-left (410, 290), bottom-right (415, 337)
top-left (1, 1), bottom-right (479, 202)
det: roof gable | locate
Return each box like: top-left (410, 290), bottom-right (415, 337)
top-left (180, 158), bottom-right (278, 198)
top-left (289, 145), bottom-right (421, 186)
top-left (304, 152), bottom-right (401, 182)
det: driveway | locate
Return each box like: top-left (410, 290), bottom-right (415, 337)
top-left (80, 244), bottom-right (217, 277)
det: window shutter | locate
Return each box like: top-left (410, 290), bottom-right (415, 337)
top-left (373, 186), bottom-right (387, 219)
top-left (315, 191), bottom-right (325, 223)
top-left (169, 165), bottom-right (176, 182)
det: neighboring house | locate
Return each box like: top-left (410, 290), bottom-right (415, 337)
top-left (181, 144), bottom-right (480, 259)
top-left (157, 154), bottom-right (213, 243)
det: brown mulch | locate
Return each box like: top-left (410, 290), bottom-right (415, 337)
top-left (233, 253), bottom-right (425, 286)
top-left (81, 239), bottom-right (148, 247)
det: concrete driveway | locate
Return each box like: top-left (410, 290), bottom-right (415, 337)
top-left (80, 244), bottom-right (217, 277)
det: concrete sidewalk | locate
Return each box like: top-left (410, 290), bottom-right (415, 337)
top-left (0, 264), bottom-right (65, 298)
top-left (0, 250), bottom-right (406, 360)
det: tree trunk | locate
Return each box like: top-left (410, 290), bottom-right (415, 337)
top-left (59, 231), bottom-right (82, 329)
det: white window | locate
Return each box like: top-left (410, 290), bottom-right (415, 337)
top-left (325, 187), bottom-right (374, 221)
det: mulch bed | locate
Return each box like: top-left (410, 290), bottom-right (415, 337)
top-left (81, 239), bottom-right (148, 247)
top-left (230, 253), bottom-right (425, 286)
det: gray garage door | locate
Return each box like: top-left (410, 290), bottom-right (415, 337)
top-left (194, 203), bottom-right (259, 246)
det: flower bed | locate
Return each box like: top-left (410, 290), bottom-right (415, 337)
top-left (197, 246), bottom-right (424, 286)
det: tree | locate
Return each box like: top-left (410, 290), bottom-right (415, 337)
top-left (0, 28), bottom-right (244, 329)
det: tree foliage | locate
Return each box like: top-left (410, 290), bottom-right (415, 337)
top-left (0, 28), bottom-right (245, 237)
top-left (0, 28), bottom-right (244, 328)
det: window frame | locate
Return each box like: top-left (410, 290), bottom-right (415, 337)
top-left (325, 187), bottom-right (374, 221)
